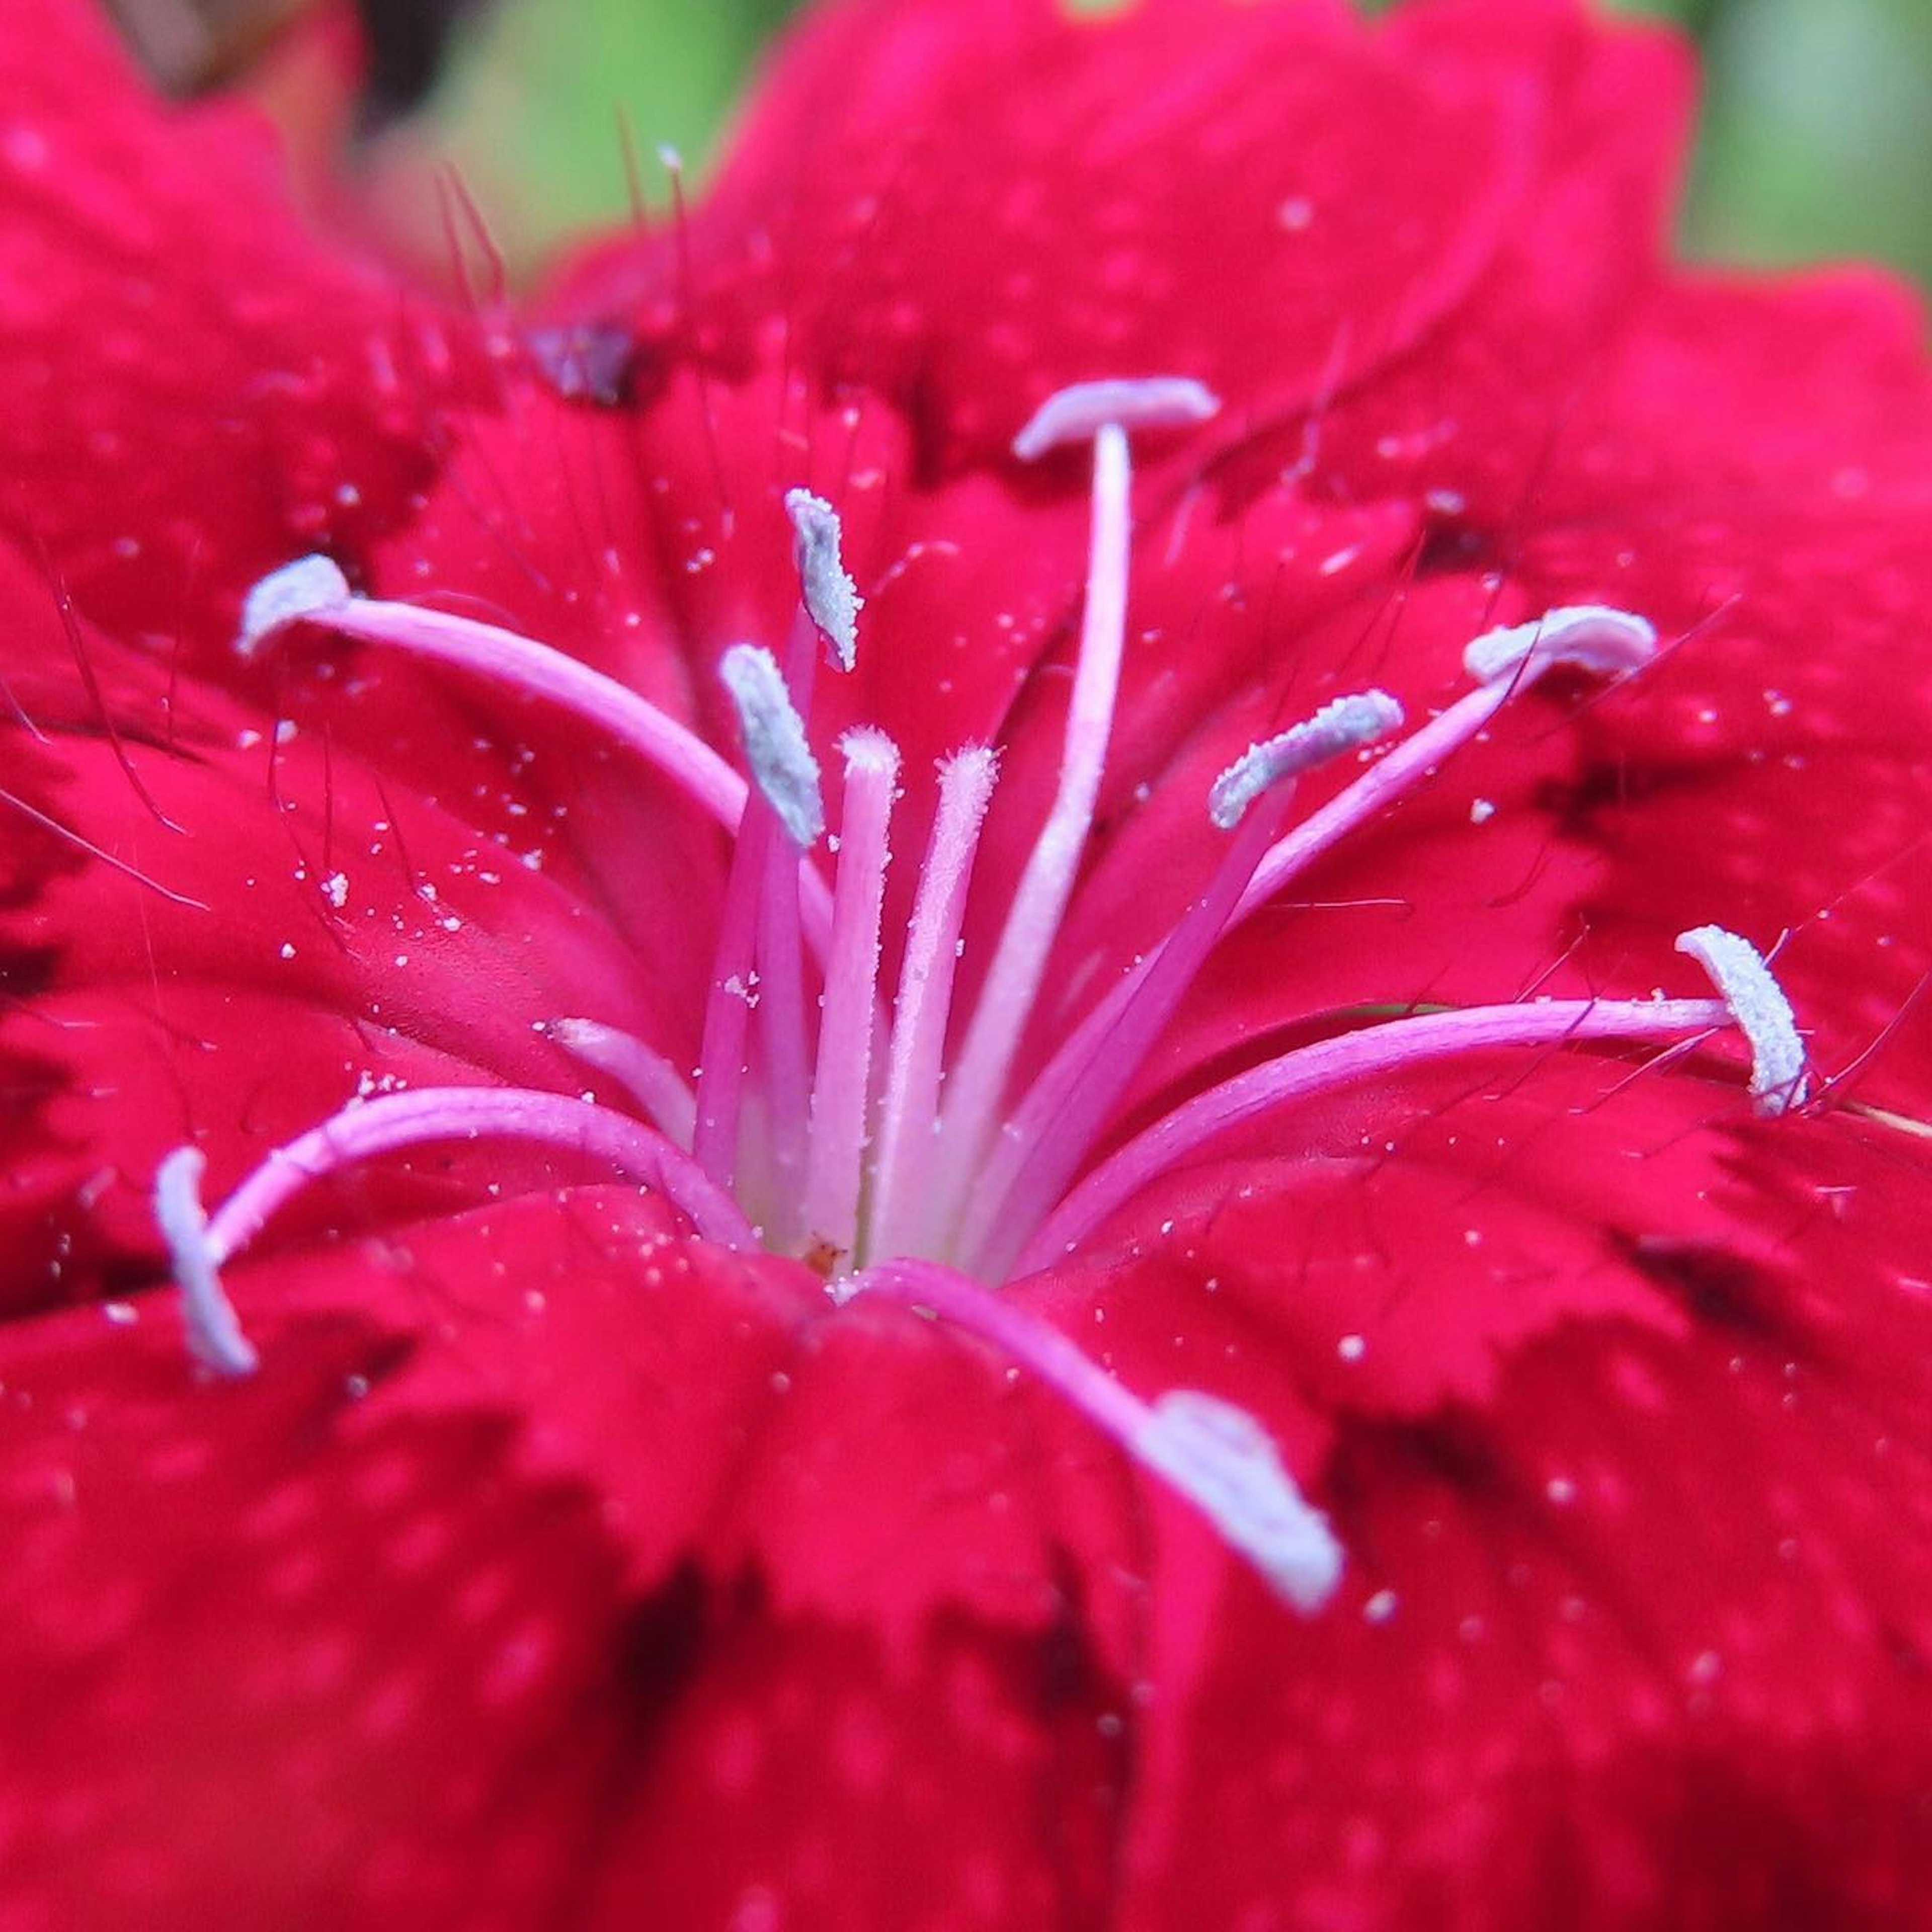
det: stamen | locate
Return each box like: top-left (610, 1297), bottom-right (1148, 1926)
top-left (1134, 1391), bottom-right (1344, 1613)
top-left (1011, 377), bottom-right (1220, 462)
top-left (935, 396), bottom-right (1147, 1223)
top-left (803, 728), bottom-right (901, 1269)
top-left (956, 691), bottom-right (1404, 1267)
top-left (1208, 690), bottom-right (1405, 830)
top-left (549, 1017), bottom-right (698, 1149)
top-left (718, 643), bottom-right (824, 849)
top-left (693, 644), bottom-right (818, 1191)
top-left (785, 489), bottom-right (862, 673)
top-left (1675, 925), bottom-right (1809, 1114)
top-left (238, 554), bottom-right (352, 653)
top-left (1239, 604), bottom-right (1659, 921)
top-left (867, 746), bottom-right (999, 1264)
top-left (1010, 994), bottom-right (1733, 1277)
top-left (198, 1085), bottom-right (754, 1272)
top-left (850, 1258), bottom-right (1341, 1611)
top-left (235, 559), bottom-right (748, 839)
top-left (1462, 605), bottom-right (1658, 688)
top-left (154, 1147), bottom-right (258, 1378)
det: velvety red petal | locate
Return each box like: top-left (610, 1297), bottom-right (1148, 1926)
top-left (0, 5), bottom-right (484, 645)
top-left (550, 0), bottom-right (1561, 474)
top-left (1027, 1060), bottom-right (1932, 1927)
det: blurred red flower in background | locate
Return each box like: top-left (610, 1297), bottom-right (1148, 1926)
top-left (3, 1), bottom-right (1931, 1926)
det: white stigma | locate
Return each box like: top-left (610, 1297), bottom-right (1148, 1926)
top-left (1012, 376), bottom-right (1221, 462)
top-left (237, 554), bottom-right (352, 658)
top-left (1209, 689), bottom-right (1405, 830)
top-left (719, 642), bottom-right (824, 847)
top-left (1134, 1391), bottom-right (1343, 1612)
top-left (1675, 925), bottom-right (1809, 1114)
top-left (153, 1147), bottom-right (259, 1378)
top-left (1463, 605), bottom-right (1658, 687)
top-left (785, 488), bottom-right (862, 672)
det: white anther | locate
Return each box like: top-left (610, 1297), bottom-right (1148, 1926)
top-left (1134, 1391), bottom-right (1343, 1613)
top-left (1463, 605), bottom-right (1657, 688)
top-left (837, 723), bottom-right (902, 778)
top-left (1208, 689), bottom-right (1404, 830)
top-left (153, 1148), bottom-right (258, 1378)
top-left (719, 642), bottom-right (824, 847)
top-left (237, 554), bottom-right (352, 657)
top-left (1675, 925), bottom-right (1809, 1115)
top-left (1013, 376), bottom-right (1221, 462)
top-left (785, 488), bottom-right (862, 672)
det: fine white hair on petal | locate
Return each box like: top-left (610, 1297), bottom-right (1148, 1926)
top-left (1135, 1391), bottom-right (1343, 1612)
top-left (237, 554), bottom-right (352, 658)
top-left (153, 1147), bottom-right (259, 1378)
top-left (1462, 605), bottom-right (1657, 687)
top-left (719, 642), bottom-right (825, 847)
top-left (1012, 376), bottom-right (1221, 461)
top-left (785, 488), bottom-right (863, 672)
top-left (1675, 924), bottom-right (1810, 1114)
top-left (1208, 689), bottom-right (1404, 829)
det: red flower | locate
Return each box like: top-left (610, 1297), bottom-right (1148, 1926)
top-left (4, 0), bottom-right (1931, 1926)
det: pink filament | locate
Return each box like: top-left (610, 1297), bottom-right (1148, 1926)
top-left (271, 597), bottom-right (838, 956)
top-left (803, 731), bottom-right (900, 1266)
top-left (752, 610), bottom-right (828, 1244)
top-left (867, 747), bottom-right (999, 1264)
top-left (933, 423), bottom-right (1135, 1212)
top-left (1003, 997), bottom-right (1731, 1278)
top-left (957, 787), bottom-right (1296, 1263)
top-left (204, 1085), bottom-right (755, 1264)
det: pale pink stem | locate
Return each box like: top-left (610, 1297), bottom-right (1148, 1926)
top-left (976, 675), bottom-right (1528, 1237)
top-left (204, 1084), bottom-right (755, 1263)
top-left (282, 599), bottom-right (745, 829)
top-left (803, 729), bottom-right (900, 1267)
top-left (866, 747), bottom-right (1000, 1264)
top-left (1002, 997), bottom-right (1730, 1279)
top-left (848, 1256), bottom-right (1341, 1610)
top-left (956, 792), bottom-right (1293, 1263)
top-left (254, 594), bottom-right (837, 956)
top-left (549, 1017), bottom-right (697, 1149)
top-left (933, 424), bottom-right (1134, 1205)
top-left (754, 609), bottom-right (826, 1245)
top-left (1234, 678), bottom-right (1513, 923)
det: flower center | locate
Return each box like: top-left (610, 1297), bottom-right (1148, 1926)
top-left (159, 377), bottom-right (1809, 1608)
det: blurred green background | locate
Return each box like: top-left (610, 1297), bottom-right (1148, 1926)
top-left (407, 0), bottom-right (1931, 285)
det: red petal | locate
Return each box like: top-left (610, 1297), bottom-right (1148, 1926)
top-left (0, 6), bottom-right (482, 646)
top-left (551, 0), bottom-right (1554, 473)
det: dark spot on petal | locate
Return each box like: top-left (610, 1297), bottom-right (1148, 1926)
top-left (611, 1559), bottom-right (709, 1721)
top-left (1624, 1234), bottom-right (1787, 1343)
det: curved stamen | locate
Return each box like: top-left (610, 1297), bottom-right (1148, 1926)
top-left (1676, 925), bottom-right (1809, 1114)
top-left (550, 1017), bottom-right (697, 1149)
top-left (200, 1085), bottom-right (752, 1265)
top-left (867, 746), bottom-right (1000, 1265)
top-left (239, 555), bottom-right (746, 833)
top-left (154, 1147), bottom-right (259, 1378)
top-left (977, 607), bottom-right (1664, 1247)
top-left (804, 728), bottom-right (901, 1269)
top-left (1006, 994), bottom-right (1733, 1279)
top-left (950, 690), bottom-right (1403, 1264)
top-left (850, 1257), bottom-right (1341, 1611)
